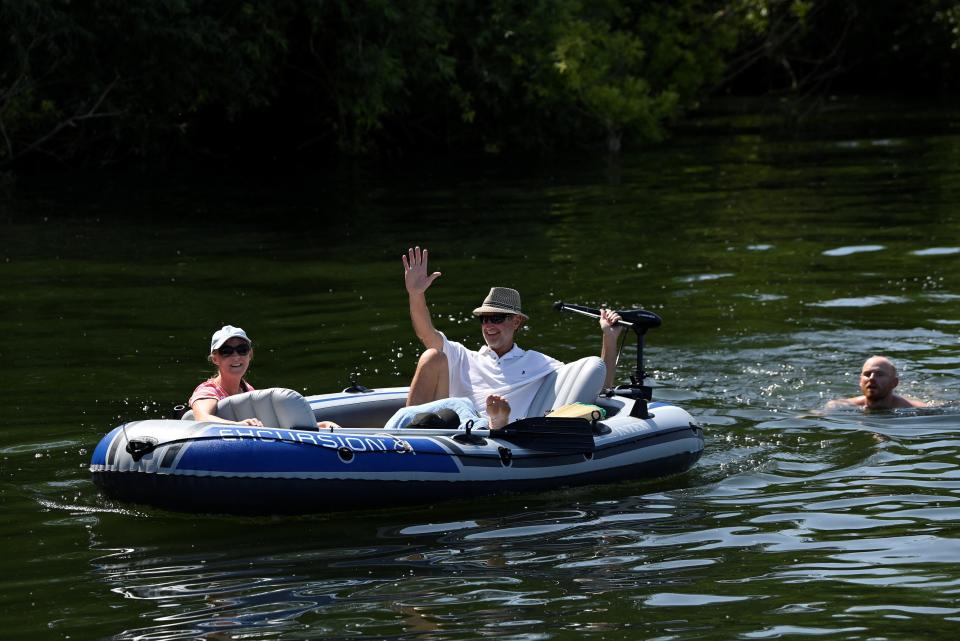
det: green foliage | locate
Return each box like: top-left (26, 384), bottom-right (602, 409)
top-left (433, 0), bottom-right (572, 153)
top-left (295, 0), bottom-right (454, 153)
top-left (1, 0), bottom-right (290, 163)
top-left (724, 0), bottom-right (960, 95)
top-left (436, 0), bottom-right (744, 153)
top-left (1, 1), bottom-right (70, 161)
top-left (2, 0), bottom-right (959, 167)
top-left (936, 6), bottom-right (960, 49)
top-left (552, 9), bottom-right (670, 150)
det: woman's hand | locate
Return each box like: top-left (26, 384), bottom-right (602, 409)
top-left (238, 418), bottom-right (264, 427)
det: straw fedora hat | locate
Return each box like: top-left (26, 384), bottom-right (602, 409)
top-left (472, 287), bottom-right (529, 321)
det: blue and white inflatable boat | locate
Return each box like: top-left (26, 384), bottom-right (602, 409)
top-left (90, 306), bottom-right (704, 514)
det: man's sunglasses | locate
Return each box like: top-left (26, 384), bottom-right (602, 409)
top-left (479, 314), bottom-right (513, 325)
top-left (217, 343), bottom-right (251, 356)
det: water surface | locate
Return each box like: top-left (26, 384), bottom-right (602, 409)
top-left (3, 100), bottom-right (960, 640)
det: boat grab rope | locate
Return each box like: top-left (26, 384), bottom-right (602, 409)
top-left (118, 429), bottom-right (589, 464)
top-left (122, 431), bottom-right (412, 462)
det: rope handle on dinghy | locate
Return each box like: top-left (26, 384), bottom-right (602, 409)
top-left (114, 426), bottom-right (590, 463)
top-left (373, 432), bottom-right (414, 453)
top-left (117, 421), bottom-right (489, 457)
top-left (118, 430), bottom-right (414, 462)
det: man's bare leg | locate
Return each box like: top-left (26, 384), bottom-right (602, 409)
top-left (486, 394), bottom-right (511, 429)
top-left (406, 348), bottom-right (449, 406)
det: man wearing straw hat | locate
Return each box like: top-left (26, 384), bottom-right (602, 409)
top-left (393, 246), bottom-right (623, 428)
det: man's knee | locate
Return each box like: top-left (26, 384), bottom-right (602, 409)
top-left (408, 349), bottom-right (449, 406)
top-left (417, 348), bottom-right (448, 370)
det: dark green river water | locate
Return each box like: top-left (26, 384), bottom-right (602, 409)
top-left (3, 99), bottom-right (960, 640)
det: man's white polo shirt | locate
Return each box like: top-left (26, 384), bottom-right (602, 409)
top-left (441, 332), bottom-right (563, 420)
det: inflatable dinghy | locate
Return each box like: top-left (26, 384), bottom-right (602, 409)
top-left (90, 304), bottom-right (704, 514)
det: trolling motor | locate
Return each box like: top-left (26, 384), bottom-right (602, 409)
top-left (554, 301), bottom-right (662, 419)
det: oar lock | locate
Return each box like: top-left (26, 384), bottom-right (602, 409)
top-left (452, 419), bottom-right (488, 445)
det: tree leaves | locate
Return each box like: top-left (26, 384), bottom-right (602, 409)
top-left (3, 0), bottom-right (959, 167)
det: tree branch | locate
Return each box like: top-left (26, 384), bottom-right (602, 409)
top-left (0, 75), bottom-right (122, 167)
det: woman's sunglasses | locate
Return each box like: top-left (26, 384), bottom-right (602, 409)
top-left (479, 314), bottom-right (513, 325)
top-left (217, 343), bottom-right (251, 356)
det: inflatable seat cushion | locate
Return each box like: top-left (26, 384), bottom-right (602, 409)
top-left (525, 356), bottom-right (606, 419)
top-left (183, 387), bottom-right (316, 429)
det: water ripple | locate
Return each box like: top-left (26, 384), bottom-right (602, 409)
top-left (822, 245), bottom-right (885, 256)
